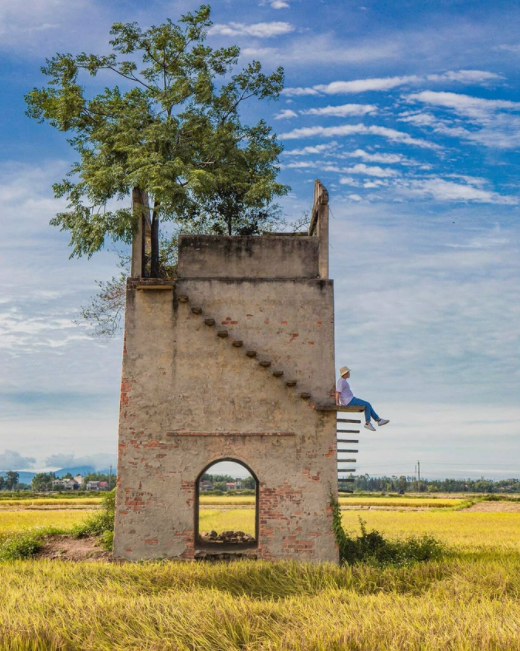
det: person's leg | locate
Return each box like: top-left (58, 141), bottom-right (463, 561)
top-left (348, 397), bottom-right (373, 424)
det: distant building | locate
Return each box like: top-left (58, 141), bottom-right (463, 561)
top-left (74, 475), bottom-right (84, 486)
top-left (199, 480), bottom-right (213, 491)
top-left (225, 482), bottom-right (237, 490)
top-left (51, 478), bottom-right (79, 490)
top-left (86, 480), bottom-right (109, 491)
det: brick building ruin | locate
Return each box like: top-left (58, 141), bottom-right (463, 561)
top-left (114, 180), bottom-right (363, 562)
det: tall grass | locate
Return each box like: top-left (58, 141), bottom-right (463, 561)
top-left (1, 556), bottom-right (520, 650)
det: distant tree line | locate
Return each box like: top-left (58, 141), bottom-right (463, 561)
top-left (200, 473), bottom-right (256, 491)
top-left (0, 472), bottom-right (21, 490)
top-left (349, 475), bottom-right (520, 494)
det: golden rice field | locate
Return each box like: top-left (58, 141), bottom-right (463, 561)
top-left (198, 495), bottom-right (467, 507)
top-left (0, 498), bottom-right (102, 508)
top-left (341, 509), bottom-right (520, 551)
top-left (339, 496), bottom-right (467, 508)
top-left (2, 504), bottom-right (520, 649)
top-left (199, 508), bottom-right (256, 534)
top-left (0, 509), bottom-right (94, 538)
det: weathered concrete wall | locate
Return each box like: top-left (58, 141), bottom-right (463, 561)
top-left (177, 235), bottom-right (320, 279)
top-left (114, 234), bottom-right (338, 563)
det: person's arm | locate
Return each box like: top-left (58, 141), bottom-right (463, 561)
top-left (335, 391), bottom-right (340, 406)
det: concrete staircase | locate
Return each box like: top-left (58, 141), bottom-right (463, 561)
top-left (179, 293), bottom-right (361, 491)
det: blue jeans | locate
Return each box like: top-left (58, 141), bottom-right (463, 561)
top-left (349, 397), bottom-right (380, 423)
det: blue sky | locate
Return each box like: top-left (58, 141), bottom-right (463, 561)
top-left (0, 0), bottom-right (519, 479)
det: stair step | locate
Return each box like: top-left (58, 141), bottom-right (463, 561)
top-left (259, 361), bottom-right (271, 368)
top-left (337, 468), bottom-right (356, 472)
top-left (191, 307), bottom-right (202, 315)
top-left (299, 392), bottom-right (311, 400)
top-left (285, 380), bottom-right (297, 387)
top-left (338, 477), bottom-right (355, 482)
top-left (246, 351), bottom-right (257, 358)
top-left (217, 330), bottom-right (229, 338)
top-left (272, 370), bottom-right (284, 377)
top-left (204, 318), bottom-right (215, 326)
top-left (232, 341), bottom-right (243, 347)
top-left (178, 295), bottom-right (189, 303)
top-left (337, 458), bottom-right (356, 463)
top-left (337, 419), bottom-right (361, 424)
top-left (337, 430), bottom-right (359, 434)
top-left (337, 439), bottom-right (358, 443)
top-left (338, 449), bottom-right (358, 453)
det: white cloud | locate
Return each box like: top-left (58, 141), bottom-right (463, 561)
top-left (279, 123), bottom-right (438, 149)
top-left (399, 178), bottom-right (518, 204)
top-left (403, 92), bottom-right (520, 149)
top-left (301, 103), bottom-right (377, 117)
top-left (284, 70), bottom-right (502, 97)
top-left (282, 87), bottom-right (321, 97)
top-left (274, 109), bottom-right (298, 119)
top-left (44, 452), bottom-right (115, 470)
top-left (0, 450), bottom-right (36, 470)
top-left (343, 164), bottom-right (399, 178)
top-left (338, 177), bottom-right (361, 186)
top-left (406, 91), bottom-right (520, 119)
top-left (268, 0), bottom-right (292, 7)
top-left (284, 143), bottom-right (337, 156)
top-left (245, 34), bottom-right (398, 67)
top-left (346, 149), bottom-right (409, 164)
top-left (209, 21), bottom-right (294, 38)
top-left (0, 0), bottom-right (106, 55)
top-left (315, 75), bottom-right (421, 95)
top-left (285, 161), bottom-right (314, 168)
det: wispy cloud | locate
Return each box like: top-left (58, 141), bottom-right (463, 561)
top-left (265, 0), bottom-right (293, 8)
top-left (398, 177), bottom-right (518, 204)
top-left (346, 149), bottom-right (411, 164)
top-left (0, 450), bottom-right (36, 470)
top-left (274, 109), bottom-right (298, 119)
top-left (301, 103), bottom-right (377, 117)
top-left (404, 91), bottom-right (520, 149)
top-left (283, 70), bottom-right (502, 97)
top-left (243, 33), bottom-right (398, 66)
top-left (279, 123), bottom-right (438, 149)
top-left (209, 21), bottom-right (294, 38)
top-left (406, 91), bottom-right (520, 119)
top-left (284, 143), bottom-right (337, 156)
top-left (343, 164), bottom-right (399, 178)
top-left (44, 452), bottom-right (116, 470)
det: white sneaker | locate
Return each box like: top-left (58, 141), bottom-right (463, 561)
top-left (377, 419), bottom-right (389, 426)
top-left (364, 422), bottom-right (376, 431)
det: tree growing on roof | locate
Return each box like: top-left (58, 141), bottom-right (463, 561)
top-left (25, 4), bottom-right (289, 276)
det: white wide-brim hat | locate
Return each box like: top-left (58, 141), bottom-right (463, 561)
top-left (339, 366), bottom-right (350, 376)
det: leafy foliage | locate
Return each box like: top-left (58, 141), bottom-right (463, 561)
top-left (72, 489), bottom-right (115, 538)
top-left (331, 494), bottom-right (446, 566)
top-left (25, 5), bottom-right (288, 258)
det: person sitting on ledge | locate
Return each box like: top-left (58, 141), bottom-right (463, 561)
top-left (335, 366), bottom-right (389, 431)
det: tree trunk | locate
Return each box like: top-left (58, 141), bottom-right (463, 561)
top-left (151, 202), bottom-right (160, 278)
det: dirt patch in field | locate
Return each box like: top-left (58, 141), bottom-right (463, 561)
top-left (36, 535), bottom-right (112, 561)
top-left (467, 501), bottom-right (520, 513)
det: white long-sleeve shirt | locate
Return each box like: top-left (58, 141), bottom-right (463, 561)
top-left (336, 377), bottom-right (353, 405)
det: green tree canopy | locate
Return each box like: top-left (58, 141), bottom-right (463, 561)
top-left (25, 4), bottom-right (288, 266)
top-left (31, 472), bottom-right (55, 492)
top-left (5, 471), bottom-right (19, 490)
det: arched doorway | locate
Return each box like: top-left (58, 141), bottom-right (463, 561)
top-left (195, 458), bottom-right (259, 549)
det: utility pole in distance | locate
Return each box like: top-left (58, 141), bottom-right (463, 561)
top-left (417, 461), bottom-right (421, 493)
